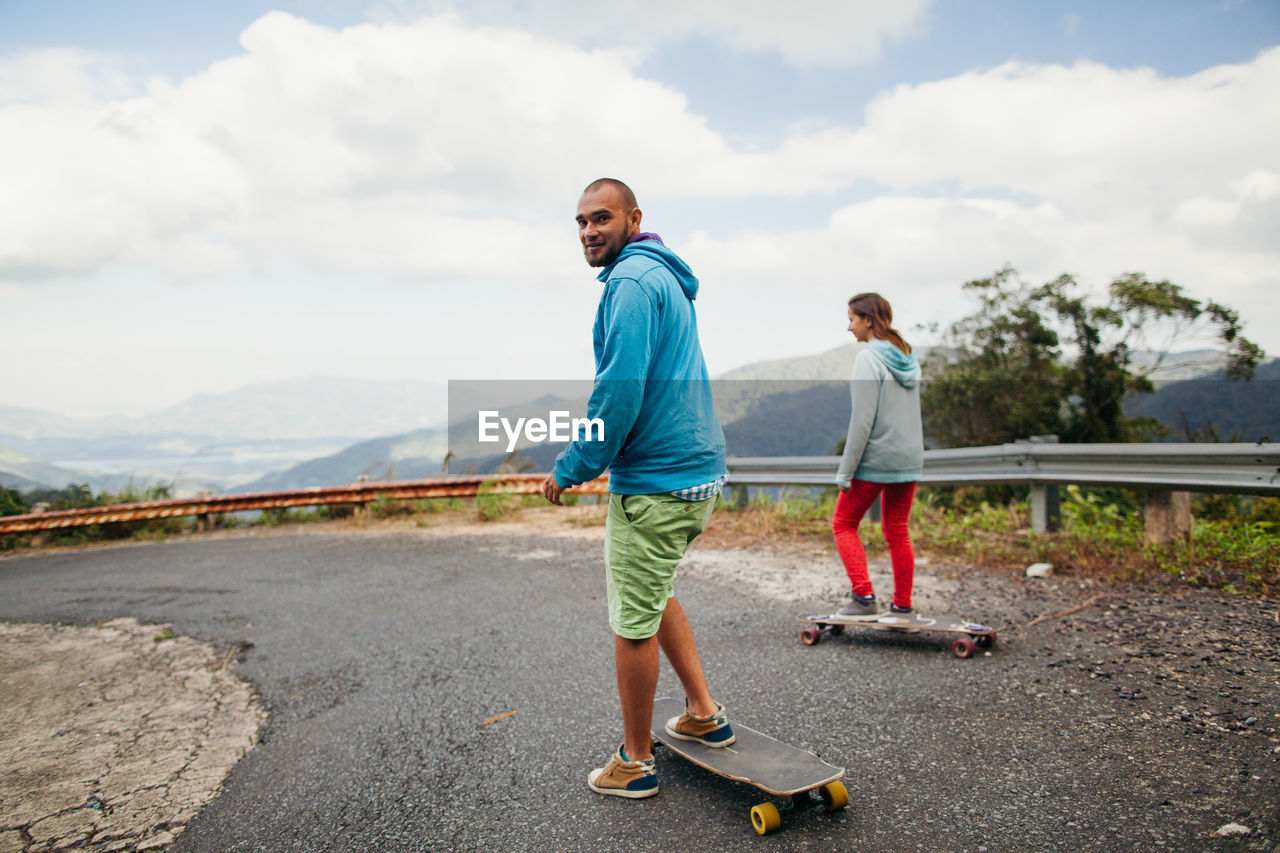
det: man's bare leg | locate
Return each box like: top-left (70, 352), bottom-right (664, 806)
top-left (615, 633), bottom-right (659, 763)
top-left (616, 597), bottom-right (721, 762)
top-left (656, 597), bottom-right (718, 716)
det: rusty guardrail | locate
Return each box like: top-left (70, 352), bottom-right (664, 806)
top-left (0, 473), bottom-right (610, 534)
top-left (6, 441), bottom-right (1277, 536)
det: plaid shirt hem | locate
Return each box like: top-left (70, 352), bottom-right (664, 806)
top-left (669, 473), bottom-right (728, 502)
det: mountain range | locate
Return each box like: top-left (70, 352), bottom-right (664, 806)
top-left (1127, 357), bottom-right (1280, 442)
top-left (1, 349), bottom-right (1272, 497)
top-left (0, 377), bottom-right (448, 494)
top-left (0, 376), bottom-right (447, 441)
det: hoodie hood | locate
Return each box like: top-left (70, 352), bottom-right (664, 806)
top-left (866, 339), bottom-right (921, 388)
top-left (599, 236), bottom-right (700, 300)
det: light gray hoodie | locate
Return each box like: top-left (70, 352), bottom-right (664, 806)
top-left (834, 339), bottom-right (924, 487)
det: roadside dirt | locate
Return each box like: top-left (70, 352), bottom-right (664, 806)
top-left (0, 620), bottom-right (264, 853)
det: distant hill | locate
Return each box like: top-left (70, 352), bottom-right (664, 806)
top-left (718, 342), bottom-right (862, 382)
top-left (1126, 349), bottom-right (1229, 382)
top-left (718, 343), bottom-right (1228, 384)
top-left (144, 377), bottom-right (447, 440)
top-left (270, 352), bottom-right (1272, 487)
top-left (240, 428), bottom-right (448, 492)
top-left (1, 377), bottom-right (449, 493)
top-left (721, 381), bottom-right (849, 456)
top-left (0, 444), bottom-right (106, 492)
top-left (0, 405), bottom-right (125, 440)
top-left (0, 376), bottom-right (448, 442)
top-left (0, 468), bottom-right (44, 493)
top-left (5, 350), bottom-right (1264, 495)
top-left (714, 350), bottom-right (1272, 457)
top-left (1125, 358), bottom-right (1280, 442)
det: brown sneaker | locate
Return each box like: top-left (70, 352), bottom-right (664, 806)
top-left (664, 701), bottom-right (736, 747)
top-left (587, 746), bottom-right (659, 798)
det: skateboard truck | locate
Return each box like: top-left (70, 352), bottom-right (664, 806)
top-left (748, 781), bottom-right (850, 835)
top-left (650, 697), bottom-right (848, 835)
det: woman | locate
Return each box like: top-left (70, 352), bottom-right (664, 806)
top-left (833, 293), bottom-right (924, 620)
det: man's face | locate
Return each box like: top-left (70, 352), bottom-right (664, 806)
top-left (576, 186), bottom-right (641, 268)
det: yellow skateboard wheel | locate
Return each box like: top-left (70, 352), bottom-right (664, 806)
top-left (750, 802), bottom-right (782, 835)
top-left (821, 781), bottom-right (849, 811)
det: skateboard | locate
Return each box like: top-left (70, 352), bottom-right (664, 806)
top-left (650, 696), bottom-right (848, 835)
top-left (799, 611), bottom-right (998, 658)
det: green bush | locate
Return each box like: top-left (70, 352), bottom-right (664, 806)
top-left (0, 488), bottom-right (28, 517)
top-left (859, 484), bottom-right (1278, 597)
top-left (258, 506), bottom-right (330, 526)
top-left (476, 491), bottom-right (514, 522)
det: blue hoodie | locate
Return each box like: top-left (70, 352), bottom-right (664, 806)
top-left (553, 238), bottom-right (726, 494)
top-left (834, 339), bottom-right (924, 486)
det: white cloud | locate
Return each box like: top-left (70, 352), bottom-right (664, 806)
top-left (0, 12), bottom-right (739, 281)
top-left (0, 47), bottom-right (139, 106)
top-left (839, 51), bottom-right (1280, 212)
top-left (678, 46), bottom-right (1280, 359)
top-left (7, 15), bottom-right (1275, 282)
top-left (688, 182), bottom-right (1276, 373)
top-left (1, 11), bottom-right (1276, 416)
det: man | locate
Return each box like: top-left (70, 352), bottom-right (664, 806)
top-left (541, 178), bottom-right (734, 799)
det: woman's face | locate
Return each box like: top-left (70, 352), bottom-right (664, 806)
top-left (847, 306), bottom-right (873, 342)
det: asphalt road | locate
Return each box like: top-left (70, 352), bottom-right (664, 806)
top-left (1, 525), bottom-right (1277, 852)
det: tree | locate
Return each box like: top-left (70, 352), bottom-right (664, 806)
top-left (0, 488), bottom-right (27, 518)
top-left (922, 268), bottom-right (1263, 447)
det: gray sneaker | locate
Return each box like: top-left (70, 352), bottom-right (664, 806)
top-left (877, 607), bottom-right (931, 629)
top-left (836, 594), bottom-right (879, 620)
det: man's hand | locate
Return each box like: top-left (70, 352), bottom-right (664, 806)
top-left (541, 472), bottom-right (566, 506)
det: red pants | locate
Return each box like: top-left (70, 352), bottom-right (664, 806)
top-left (832, 479), bottom-right (916, 610)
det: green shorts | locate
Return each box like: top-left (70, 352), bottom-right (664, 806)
top-left (604, 492), bottom-right (717, 640)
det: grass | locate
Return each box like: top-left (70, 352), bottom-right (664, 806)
top-left (697, 489), bottom-right (836, 550)
top-left (703, 485), bottom-right (1279, 599)
top-left (897, 487), bottom-right (1277, 598)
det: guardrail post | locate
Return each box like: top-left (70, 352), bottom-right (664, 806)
top-left (1144, 490), bottom-right (1191, 545)
top-left (192, 493), bottom-right (215, 532)
top-left (1030, 483), bottom-right (1060, 533)
top-left (29, 502), bottom-right (50, 547)
top-left (731, 484), bottom-right (748, 508)
top-left (1026, 436), bottom-right (1060, 534)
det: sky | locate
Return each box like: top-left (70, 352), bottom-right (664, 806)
top-left (2, 0), bottom-right (1278, 419)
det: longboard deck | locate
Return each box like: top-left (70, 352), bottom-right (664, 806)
top-left (651, 697), bottom-right (844, 797)
top-left (800, 612), bottom-right (997, 635)
top-left (799, 613), bottom-right (999, 657)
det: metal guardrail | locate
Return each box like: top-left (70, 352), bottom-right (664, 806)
top-left (0, 474), bottom-right (610, 534)
top-left (725, 442), bottom-right (1279, 535)
top-left (725, 442), bottom-right (1280, 495)
top-left (2, 442), bottom-right (1276, 536)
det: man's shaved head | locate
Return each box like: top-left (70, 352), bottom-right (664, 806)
top-left (582, 178), bottom-right (638, 213)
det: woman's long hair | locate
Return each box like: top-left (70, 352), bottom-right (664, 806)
top-left (848, 292), bottom-right (911, 355)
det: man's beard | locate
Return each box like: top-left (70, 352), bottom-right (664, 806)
top-left (585, 236), bottom-right (624, 268)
